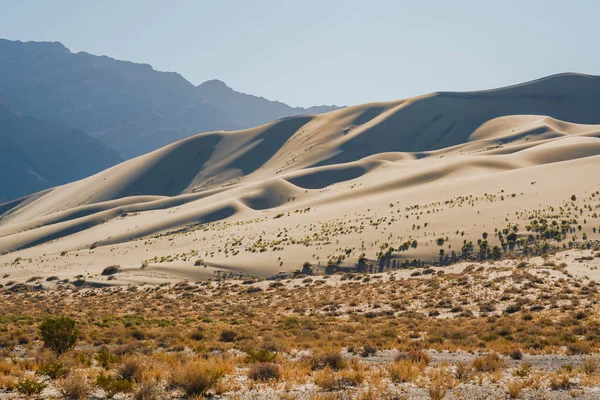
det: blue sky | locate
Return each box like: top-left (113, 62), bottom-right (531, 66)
top-left (1, 0), bottom-right (598, 107)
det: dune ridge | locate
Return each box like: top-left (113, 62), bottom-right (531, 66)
top-left (1, 73), bottom-right (599, 282)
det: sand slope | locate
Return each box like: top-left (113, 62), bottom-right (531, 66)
top-left (1, 73), bottom-right (599, 282)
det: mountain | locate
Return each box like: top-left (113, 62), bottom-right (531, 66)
top-left (196, 79), bottom-right (342, 128)
top-left (0, 73), bottom-right (599, 281)
top-left (0, 103), bottom-right (125, 202)
top-left (0, 39), bottom-right (342, 158)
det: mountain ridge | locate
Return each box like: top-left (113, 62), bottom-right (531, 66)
top-left (0, 38), bottom-right (342, 158)
top-left (0, 102), bottom-right (125, 202)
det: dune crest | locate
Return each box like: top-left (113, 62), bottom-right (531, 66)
top-left (1, 73), bottom-right (599, 281)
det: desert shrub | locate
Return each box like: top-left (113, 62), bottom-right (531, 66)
top-left (454, 361), bottom-right (473, 381)
top-left (387, 360), bottom-right (424, 383)
top-left (395, 350), bottom-right (431, 365)
top-left (96, 372), bottom-right (134, 398)
top-left (580, 357), bottom-right (600, 375)
top-left (0, 375), bottom-right (16, 391)
top-left (16, 378), bottom-right (47, 396)
top-left (38, 316), bottom-right (79, 355)
top-left (190, 328), bottom-right (205, 341)
top-left (219, 329), bottom-right (237, 343)
top-left (58, 372), bottom-right (91, 400)
top-left (549, 372), bottom-right (571, 390)
top-left (130, 329), bottom-right (146, 340)
top-left (513, 362), bottom-right (532, 378)
top-left (472, 353), bottom-right (506, 372)
top-left (508, 348), bottom-right (523, 360)
top-left (311, 352), bottom-right (346, 371)
top-left (360, 345), bottom-right (377, 357)
top-left (246, 348), bottom-right (277, 363)
top-left (248, 362), bottom-right (280, 381)
top-left (428, 382), bottom-right (448, 400)
top-left (101, 265), bottom-right (121, 275)
top-left (118, 356), bottom-right (144, 381)
top-left (96, 346), bottom-right (121, 369)
top-left (37, 358), bottom-right (69, 379)
top-left (506, 380), bottom-right (526, 398)
top-left (567, 341), bottom-right (592, 355)
top-left (505, 304), bottom-right (521, 314)
top-left (169, 360), bottom-right (224, 397)
top-left (313, 367), bottom-right (338, 391)
top-left (134, 381), bottom-right (163, 400)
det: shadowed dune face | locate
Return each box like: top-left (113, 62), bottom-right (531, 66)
top-left (286, 164), bottom-right (369, 189)
top-left (107, 133), bottom-right (223, 198)
top-left (1, 73), bottom-right (600, 280)
top-left (314, 75), bottom-right (600, 167)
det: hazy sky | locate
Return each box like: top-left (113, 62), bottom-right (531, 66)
top-left (1, 0), bottom-right (598, 107)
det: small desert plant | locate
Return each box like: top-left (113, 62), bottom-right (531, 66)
top-left (37, 358), bottom-right (69, 379)
top-left (134, 380), bottom-right (163, 400)
top-left (219, 329), bottom-right (237, 343)
top-left (96, 346), bottom-right (120, 369)
top-left (169, 360), bottom-right (224, 397)
top-left (118, 356), bottom-right (144, 381)
top-left (310, 352), bottom-right (346, 371)
top-left (101, 265), bottom-right (121, 275)
top-left (248, 362), bottom-right (280, 381)
top-left (96, 372), bottom-right (134, 398)
top-left (472, 353), bottom-right (506, 373)
top-left (508, 348), bottom-right (523, 360)
top-left (387, 360), bottom-right (424, 383)
top-left (246, 348), bottom-right (277, 363)
top-left (454, 361), bottom-right (473, 381)
top-left (360, 345), bottom-right (377, 357)
top-left (548, 372), bottom-right (571, 390)
top-left (189, 328), bottom-right (205, 341)
top-left (395, 350), bottom-right (431, 365)
top-left (58, 372), bottom-right (91, 400)
top-left (428, 382), bottom-right (448, 400)
top-left (38, 316), bottom-right (79, 355)
top-left (16, 378), bottom-right (47, 396)
top-left (506, 380), bottom-right (526, 398)
top-left (0, 375), bottom-right (16, 391)
top-left (581, 357), bottom-right (600, 374)
top-left (513, 362), bottom-right (532, 378)
top-left (313, 367), bottom-right (338, 391)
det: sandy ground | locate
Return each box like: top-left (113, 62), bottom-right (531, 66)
top-left (0, 73), bottom-right (599, 283)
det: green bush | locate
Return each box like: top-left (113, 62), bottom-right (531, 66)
top-left (96, 346), bottom-right (121, 369)
top-left (16, 378), bottom-right (47, 396)
top-left (96, 372), bottom-right (134, 398)
top-left (37, 359), bottom-right (69, 379)
top-left (38, 316), bottom-right (79, 355)
top-left (219, 329), bottom-right (237, 342)
top-left (246, 348), bottom-right (277, 363)
top-left (101, 265), bottom-right (121, 276)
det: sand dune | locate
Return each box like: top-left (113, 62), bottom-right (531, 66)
top-left (1, 73), bottom-right (599, 283)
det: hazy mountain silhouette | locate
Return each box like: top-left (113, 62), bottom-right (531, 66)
top-left (0, 39), bottom-right (342, 158)
top-left (196, 79), bottom-right (342, 128)
top-left (0, 103), bottom-right (125, 201)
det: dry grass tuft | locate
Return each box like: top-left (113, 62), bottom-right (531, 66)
top-left (169, 359), bottom-right (226, 397)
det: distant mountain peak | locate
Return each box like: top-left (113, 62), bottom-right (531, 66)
top-left (195, 78), bottom-right (344, 127)
top-left (197, 79), bottom-right (231, 90)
